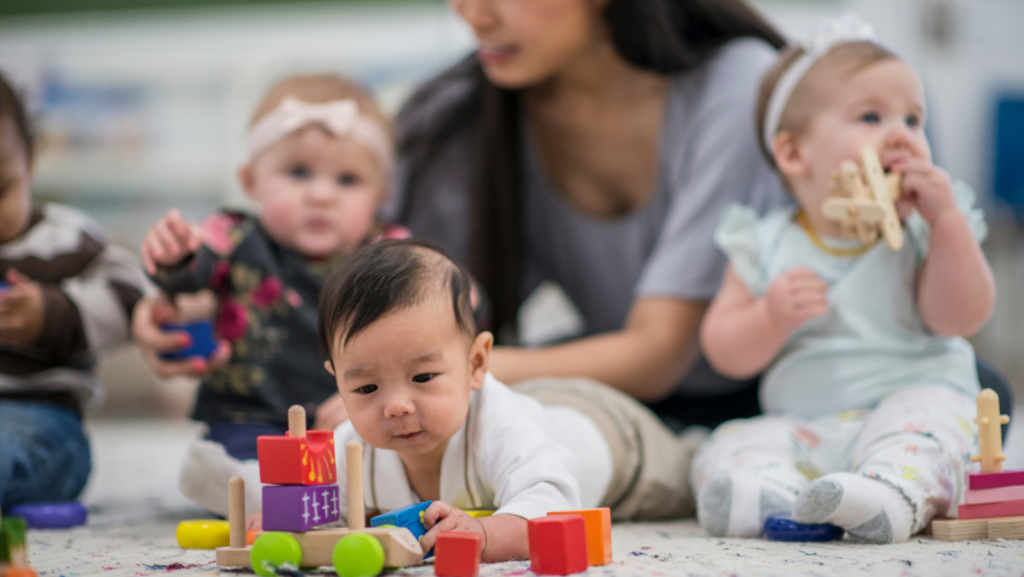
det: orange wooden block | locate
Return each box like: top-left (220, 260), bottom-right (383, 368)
top-left (246, 530), bottom-right (261, 546)
top-left (548, 508), bottom-right (612, 566)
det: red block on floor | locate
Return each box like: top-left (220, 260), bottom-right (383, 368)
top-left (434, 531), bottom-right (481, 577)
top-left (257, 430), bottom-right (336, 485)
top-left (549, 508), bottom-right (612, 566)
top-left (528, 514), bottom-right (587, 575)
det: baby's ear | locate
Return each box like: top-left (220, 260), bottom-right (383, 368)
top-left (468, 331), bottom-right (493, 391)
top-left (238, 164), bottom-right (256, 197)
top-left (324, 360), bottom-right (336, 377)
top-left (772, 131), bottom-right (810, 179)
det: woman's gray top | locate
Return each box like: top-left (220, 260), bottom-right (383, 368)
top-left (388, 38), bottom-right (788, 393)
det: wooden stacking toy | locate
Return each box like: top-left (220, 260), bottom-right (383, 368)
top-left (821, 146), bottom-right (904, 250)
top-left (215, 406), bottom-right (423, 575)
top-left (931, 389), bottom-right (1024, 541)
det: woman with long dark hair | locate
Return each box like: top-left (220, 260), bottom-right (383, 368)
top-left (389, 0), bottom-right (787, 429)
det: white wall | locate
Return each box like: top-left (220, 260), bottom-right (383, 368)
top-left (0, 2), bottom-right (474, 205)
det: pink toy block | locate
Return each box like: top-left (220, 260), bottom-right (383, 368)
top-left (959, 498), bottom-right (1024, 520)
top-left (262, 484), bottom-right (340, 532)
top-left (257, 430), bottom-right (336, 486)
top-left (528, 515), bottom-right (587, 576)
top-left (968, 470), bottom-right (1024, 490)
top-left (965, 484), bottom-right (1024, 505)
top-left (434, 531), bottom-right (481, 577)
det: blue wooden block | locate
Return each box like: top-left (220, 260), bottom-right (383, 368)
top-left (262, 484), bottom-right (340, 532)
top-left (159, 320), bottom-right (218, 360)
top-left (371, 501), bottom-right (433, 556)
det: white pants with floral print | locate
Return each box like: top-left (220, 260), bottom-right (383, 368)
top-left (691, 386), bottom-right (977, 534)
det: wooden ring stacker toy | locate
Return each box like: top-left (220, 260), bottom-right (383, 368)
top-left (215, 406), bottom-right (423, 573)
top-left (929, 389), bottom-right (1024, 542)
top-left (821, 146), bottom-right (904, 250)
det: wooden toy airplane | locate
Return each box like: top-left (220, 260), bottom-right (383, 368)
top-left (821, 146), bottom-right (904, 250)
top-left (216, 408), bottom-right (423, 572)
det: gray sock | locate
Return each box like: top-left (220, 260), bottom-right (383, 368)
top-left (697, 470), bottom-right (794, 538)
top-left (794, 473), bottom-right (912, 544)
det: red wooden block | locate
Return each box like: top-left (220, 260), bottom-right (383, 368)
top-left (528, 515), bottom-right (587, 576)
top-left (549, 508), bottom-right (612, 566)
top-left (257, 430), bottom-right (336, 485)
top-left (969, 470), bottom-right (1024, 490)
top-left (959, 498), bottom-right (1024, 520)
top-left (434, 531), bottom-right (481, 577)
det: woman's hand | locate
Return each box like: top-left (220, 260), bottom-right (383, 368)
top-left (0, 269), bottom-right (44, 345)
top-left (132, 294), bottom-right (231, 378)
top-left (141, 208), bottom-right (204, 275)
top-left (765, 268), bottom-right (829, 334)
top-left (313, 393), bottom-right (349, 430)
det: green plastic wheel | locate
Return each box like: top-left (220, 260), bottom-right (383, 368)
top-left (333, 532), bottom-right (385, 577)
top-left (251, 531), bottom-right (302, 577)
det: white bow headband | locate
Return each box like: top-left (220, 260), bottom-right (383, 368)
top-left (247, 97), bottom-right (393, 173)
top-left (762, 14), bottom-right (881, 158)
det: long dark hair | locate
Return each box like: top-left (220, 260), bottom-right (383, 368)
top-left (398, 0), bottom-right (785, 343)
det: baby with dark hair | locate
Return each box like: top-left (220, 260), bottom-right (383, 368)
top-left (250, 239), bottom-right (698, 560)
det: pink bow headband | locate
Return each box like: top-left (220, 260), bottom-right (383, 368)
top-left (247, 97), bottom-right (393, 173)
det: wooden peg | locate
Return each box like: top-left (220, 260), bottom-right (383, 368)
top-left (215, 476), bottom-right (250, 566)
top-left (972, 388), bottom-right (1010, 473)
top-left (228, 477), bottom-right (245, 548)
top-left (288, 405), bottom-right (306, 438)
top-left (347, 441), bottom-right (365, 530)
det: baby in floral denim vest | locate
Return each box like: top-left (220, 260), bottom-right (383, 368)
top-left (141, 74), bottom-right (408, 516)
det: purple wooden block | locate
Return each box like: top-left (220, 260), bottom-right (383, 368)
top-left (262, 484), bottom-right (340, 532)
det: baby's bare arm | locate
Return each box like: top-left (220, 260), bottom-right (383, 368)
top-left (421, 502), bottom-right (529, 562)
top-left (702, 266), bottom-right (827, 379)
top-left (917, 209), bottom-right (994, 336)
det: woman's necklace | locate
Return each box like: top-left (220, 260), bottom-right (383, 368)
top-left (796, 210), bottom-right (877, 258)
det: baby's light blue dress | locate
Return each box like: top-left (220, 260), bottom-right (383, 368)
top-left (715, 183), bottom-right (987, 418)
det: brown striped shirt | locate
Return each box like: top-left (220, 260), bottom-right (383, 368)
top-left (0, 203), bottom-right (146, 413)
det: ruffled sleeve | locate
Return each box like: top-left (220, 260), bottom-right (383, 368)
top-left (714, 203), bottom-right (766, 297)
top-left (906, 180), bottom-right (989, 261)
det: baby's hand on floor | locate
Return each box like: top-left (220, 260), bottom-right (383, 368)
top-left (142, 209), bottom-right (204, 274)
top-left (766, 268), bottom-right (829, 333)
top-left (245, 511), bottom-right (262, 532)
top-left (420, 501), bottom-right (484, 555)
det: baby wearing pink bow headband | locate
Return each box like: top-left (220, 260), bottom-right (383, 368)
top-left (248, 96), bottom-right (394, 174)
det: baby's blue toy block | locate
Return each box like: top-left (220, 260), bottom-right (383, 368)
top-left (159, 320), bottom-right (218, 360)
top-left (763, 514), bottom-right (844, 542)
top-left (371, 501), bottom-right (433, 557)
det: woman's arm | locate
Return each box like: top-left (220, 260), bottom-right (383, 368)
top-left (488, 297), bottom-right (706, 403)
top-left (701, 266), bottom-right (828, 380)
